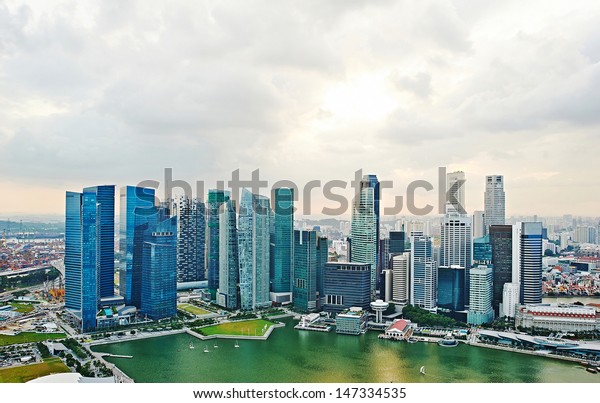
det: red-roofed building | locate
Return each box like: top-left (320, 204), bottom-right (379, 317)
top-left (384, 319), bottom-right (413, 340)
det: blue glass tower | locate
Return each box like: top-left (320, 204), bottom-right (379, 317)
top-left (437, 266), bottom-right (465, 312)
top-left (65, 185), bottom-right (115, 333)
top-left (323, 262), bottom-right (371, 314)
top-left (293, 230), bottom-right (317, 312)
top-left (271, 188), bottom-right (294, 302)
top-left (141, 216), bottom-right (177, 320)
top-left (473, 235), bottom-right (492, 266)
top-left (119, 186), bottom-right (157, 308)
top-left (520, 222), bottom-right (543, 304)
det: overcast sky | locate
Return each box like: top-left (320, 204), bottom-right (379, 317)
top-left (1, 0), bottom-right (599, 218)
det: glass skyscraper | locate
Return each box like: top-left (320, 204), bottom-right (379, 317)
top-left (207, 189), bottom-right (230, 293)
top-left (323, 262), bottom-right (371, 314)
top-left (217, 198), bottom-right (239, 310)
top-left (520, 222), bottom-right (543, 304)
top-left (350, 175), bottom-right (379, 296)
top-left (490, 225), bottom-right (513, 315)
top-left (238, 189), bottom-right (271, 310)
top-left (293, 230), bottom-right (318, 312)
top-left (437, 266), bottom-right (465, 312)
top-left (410, 232), bottom-right (437, 310)
top-left (65, 185), bottom-right (115, 333)
top-left (271, 188), bottom-right (294, 303)
top-left (119, 186), bottom-right (157, 308)
top-left (141, 216), bottom-right (177, 320)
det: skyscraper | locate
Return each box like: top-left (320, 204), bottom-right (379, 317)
top-left (446, 171), bottom-right (466, 214)
top-left (351, 175), bottom-right (379, 296)
top-left (410, 232), bottom-right (437, 310)
top-left (519, 222), bottom-right (543, 304)
top-left (207, 189), bottom-right (230, 294)
top-left (140, 216), bottom-right (177, 320)
top-left (484, 175), bottom-right (505, 231)
top-left (119, 186), bottom-right (157, 308)
top-left (217, 198), bottom-right (239, 309)
top-left (437, 265), bottom-right (465, 312)
top-left (173, 196), bottom-right (206, 283)
top-left (473, 210), bottom-right (486, 238)
top-left (467, 265), bottom-right (494, 325)
top-left (271, 188), bottom-right (294, 304)
top-left (238, 190), bottom-right (271, 311)
top-left (391, 252), bottom-right (410, 304)
top-left (65, 185), bottom-right (115, 333)
top-left (439, 204), bottom-right (472, 306)
top-left (293, 230), bottom-right (318, 312)
top-left (323, 262), bottom-right (371, 313)
top-left (316, 235), bottom-right (328, 310)
top-left (490, 225), bottom-right (513, 315)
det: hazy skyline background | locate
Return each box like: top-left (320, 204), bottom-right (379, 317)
top-left (1, 0), bottom-right (599, 218)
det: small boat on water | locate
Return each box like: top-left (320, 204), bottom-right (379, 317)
top-left (438, 333), bottom-right (459, 347)
top-left (586, 367), bottom-right (597, 374)
top-left (214, 342), bottom-right (219, 348)
top-left (234, 341), bottom-right (240, 348)
top-left (407, 337), bottom-right (418, 343)
top-left (419, 366), bottom-right (426, 375)
top-left (204, 346), bottom-right (209, 353)
top-left (189, 342), bottom-right (195, 350)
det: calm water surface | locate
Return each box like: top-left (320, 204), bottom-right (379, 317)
top-left (92, 317), bottom-right (599, 383)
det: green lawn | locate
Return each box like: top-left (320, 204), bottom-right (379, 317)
top-left (0, 357), bottom-right (70, 383)
top-left (0, 332), bottom-right (66, 347)
top-left (10, 303), bottom-right (35, 314)
top-left (199, 319), bottom-right (274, 336)
top-left (178, 303), bottom-right (211, 316)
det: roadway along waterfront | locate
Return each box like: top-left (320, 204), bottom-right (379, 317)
top-left (91, 317), bottom-right (600, 383)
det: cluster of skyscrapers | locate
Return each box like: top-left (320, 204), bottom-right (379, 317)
top-left (64, 171), bottom-right (545, 332)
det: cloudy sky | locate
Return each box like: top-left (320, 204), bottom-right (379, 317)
top-left (1, 0), bottom-right (599, 218)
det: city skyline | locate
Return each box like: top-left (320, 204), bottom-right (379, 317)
top-left (1, 1), bottom-right (600, 217)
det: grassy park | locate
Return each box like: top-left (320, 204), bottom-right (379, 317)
top-left (0, 332), bottom-right (66, 347)
top-left (177, 303), bottom-right (212, 316)
top-left (0, 357), bottom-right (70, 383)
top-left (9, 303), bottom-right (35, 314)
top-left (198, 319), bottom-right (274, 337)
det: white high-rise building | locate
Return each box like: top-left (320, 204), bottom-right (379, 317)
top-left (467, 265), bottom-right (494, 325)
top-left (500, 282), bottom-right (520, 318)
top-left (440, 204), bottom-right (472, 306)
top-left (391, 252), bottom-right (410, 304)
top-left (484, 175), bottom-right (505, 232)
top-left (446, 171), bottom-right (466, 214)
top-left (473, 211), bottom-right (486, 238)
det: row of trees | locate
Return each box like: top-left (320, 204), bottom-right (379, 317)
top-left (402, 305), bottom-right (463, 328)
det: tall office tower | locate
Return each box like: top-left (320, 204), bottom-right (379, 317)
top-left (391, 252), bottom-right (410, 304)
top-left (379, 238), bottom-right (389, 270)
top-left (410, 232), bottom-right (437, 310)
top-left (271, 188), bottom-right (294, 304)
top-left (173, 196), bottom-right (206, 284)
top-left (484, 175), bottom-right (505, 232)
top-left (467, 265), bottom-right (494, 325)
top-left (65, 185), bottom-right (115, 333)
top-left (473, 235), bottom-right (492, 266)
top-left (389, 231), bottom-right (406, 255)
top-left (119, 186), bottom-right (157, 308)
top-left (519, 222), bottom-right (543, 304)
top-left (207, 190), bottom-right (230, 293)
top-left (490, 225), bottom-right (513, 315)
top-left (446, 171), bottom-right (466, 213)
top-left (437, 265), bottom-right (465, 312)
top-left (217, 198), bottom-right (239, 310)
top-left (140, 216), bottom-right (177, 320)
top-left (473, 211), bottom-right (486, 238)
top-left (238, 190), bottom-right (271, 311)
top-left (293, 230), bottom-right (318, 312)
top-left (323, 262), bottom-right (371, 313)
top-left (351, 175), bottom-right (379, 295)
top-left (439, 204), bottom-right (472, 306)
top-left (316, 235), bottom-right (328, 309)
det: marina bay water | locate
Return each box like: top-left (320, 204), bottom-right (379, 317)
top-left (92, 317), bottom-right (598, 383)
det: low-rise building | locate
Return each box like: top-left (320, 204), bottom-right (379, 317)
top-left (336, 307), bottom-right (368, 335)
top-left (384, 319), bottom-right (413, 340)
top-left (515, 304), bottom-right (600, 332)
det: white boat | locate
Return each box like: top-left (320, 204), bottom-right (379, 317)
top-left (419, 366), bottom-right (426, 375)
top-left (189, 342), bottom-right (195, 350)
top-left (213, 342), bottom-right (219, 348)
top-left (234, 341), bottom-right (240, 348)
top-left (203, 346), bottom-right (209, 353)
